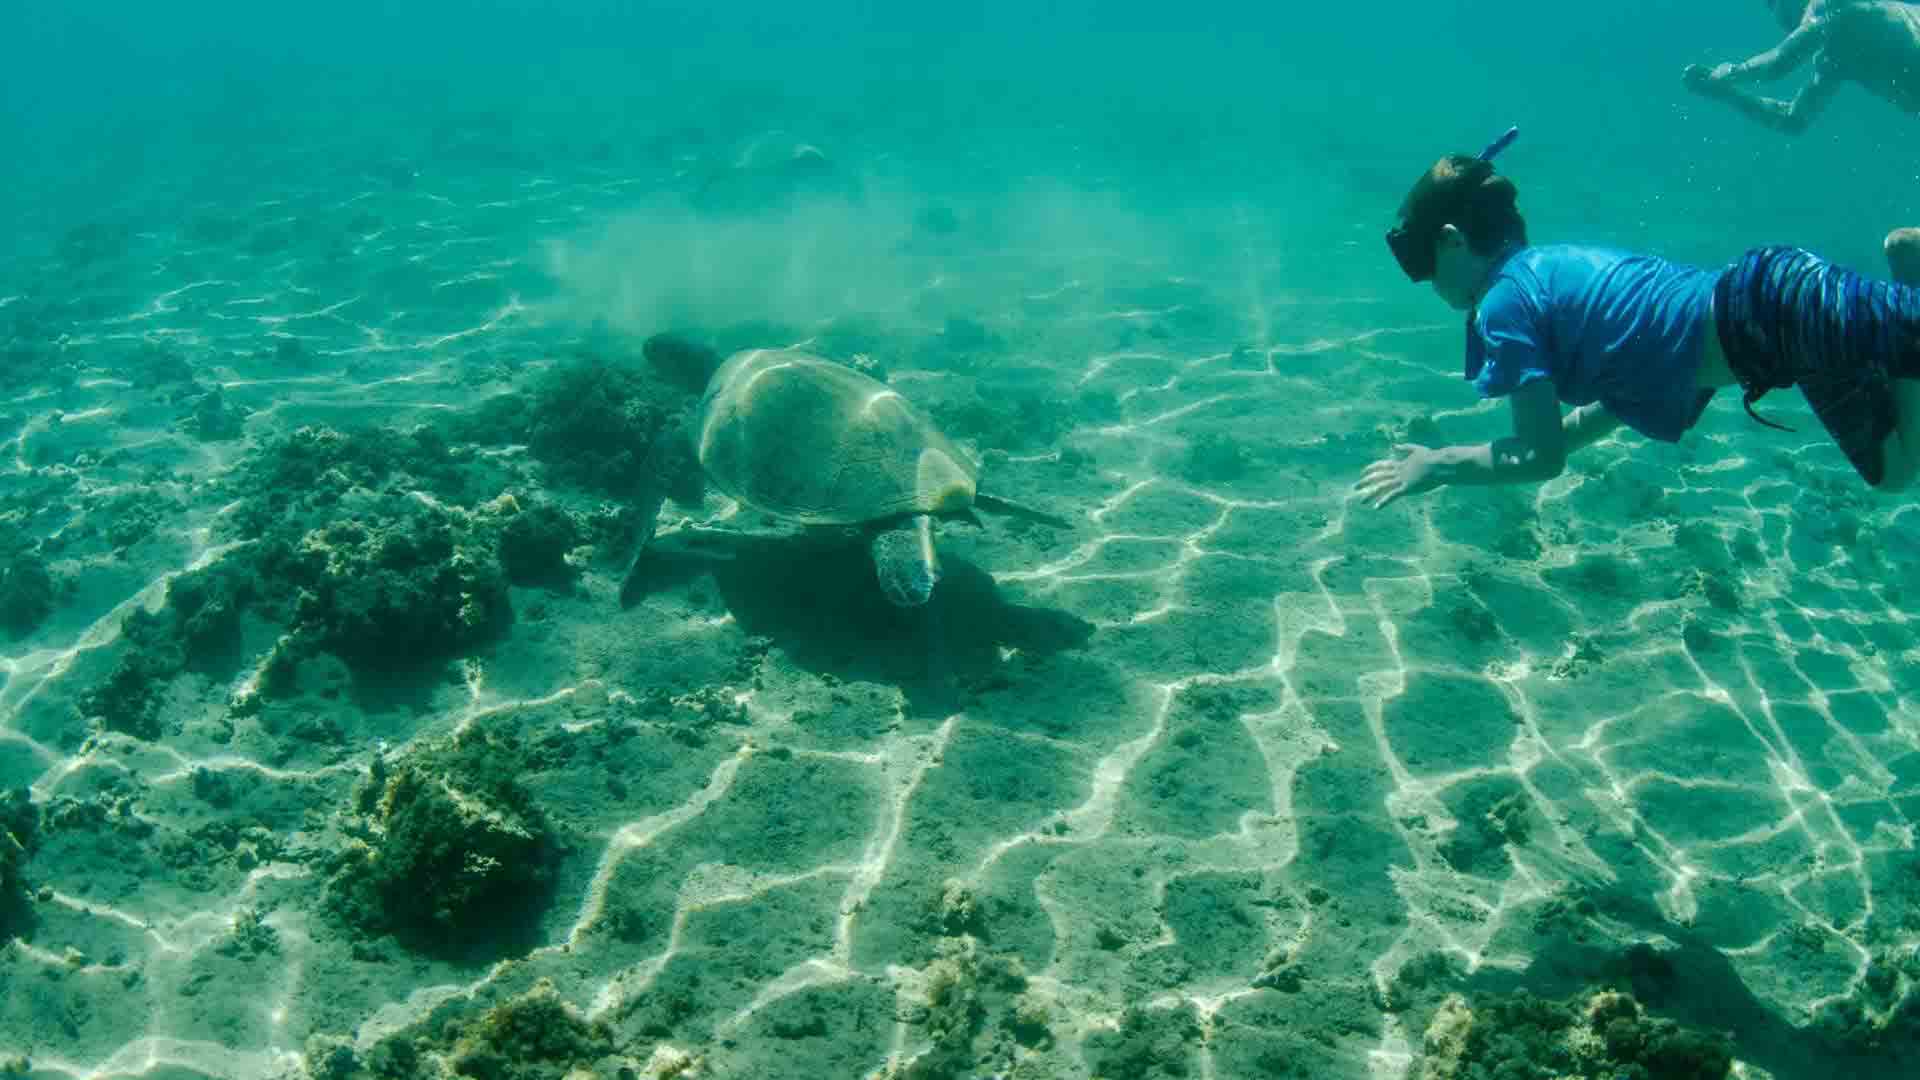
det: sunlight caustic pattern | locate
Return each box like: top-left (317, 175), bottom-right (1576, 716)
top-left (2, 149), bottom-right (1917, 1080)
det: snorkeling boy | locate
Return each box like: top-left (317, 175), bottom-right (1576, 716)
top-left (1682, 0), bottom-right (1920, 134)
top-left (1355, 131), bottom-right (1920, 509)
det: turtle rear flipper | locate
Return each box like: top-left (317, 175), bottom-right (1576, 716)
top-left (870, 514), bottom-right (940, 607)
top-left (974, 492), bottom-right (1072, 530)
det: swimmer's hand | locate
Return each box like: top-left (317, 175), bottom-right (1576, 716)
top-left (1682, 63), bottom-right (1738, 90)
top-left (1356, 445), bottom-right (1442, 509)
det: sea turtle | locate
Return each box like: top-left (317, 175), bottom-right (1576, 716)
top-left (690, 136), bottom-right (857, 214)
top-left (620, 340), bottom-right (1069, 608)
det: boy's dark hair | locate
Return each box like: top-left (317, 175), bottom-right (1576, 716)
top-left (1390, 155), bottom-right (1527, 279)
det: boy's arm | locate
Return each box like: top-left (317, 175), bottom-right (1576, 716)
top-left (1562, 401), bottom-right (1623, 453)
top-left (1708, 19), bottom-right (1826, 83)
top-left (1358, 383), bottom-right (1614, 507)
top-left (1688, 65), bottom-right (1842, 135)
top-left (1428, 380), bottom-right (1598, 487)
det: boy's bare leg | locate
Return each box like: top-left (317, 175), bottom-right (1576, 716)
top-left (1878, 381), bottom-right (1920, 491)
top-left (1880, 229), bottom-right (1920, 490)
top-left (1887, 227), bottom-right (1920, 285)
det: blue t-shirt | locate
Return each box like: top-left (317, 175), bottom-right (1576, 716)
top-left (1466, 245), bottom-right (1721, 442)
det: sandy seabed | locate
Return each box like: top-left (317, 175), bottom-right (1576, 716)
top-left (2, 123), bottom-right (1918, 1080)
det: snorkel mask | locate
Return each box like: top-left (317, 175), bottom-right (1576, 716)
top-left (1386, 126), bottom-right (1519, 283)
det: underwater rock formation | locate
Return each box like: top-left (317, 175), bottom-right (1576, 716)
top-left (302, 978), bottom-right (642, 1080)
top-left (874, 930), bottom-right (1058, 1080)
top-left (324, 731), bottom-right (559, 957)
top-left (279, 495), bottom-right (510, 671)
top-left (1416, 988), bottom-right (1733, 1080)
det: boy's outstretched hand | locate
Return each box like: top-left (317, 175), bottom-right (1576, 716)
top-left (1683, 63), bottom-right (1728, 88)
top-left (1356, 444), bottom-right (1442, 509)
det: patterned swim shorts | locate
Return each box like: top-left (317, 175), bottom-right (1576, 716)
top-left (1714, 245), bottom-right (1920, 486)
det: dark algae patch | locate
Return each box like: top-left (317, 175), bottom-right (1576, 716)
top-left (454, 343), bottom-right (686, 497)
top-left (1084, 1001), bottom-right (1204, 1079)
top-left (0, 525), bottom-right (57, 639)
top-left (79, 558), bottom-right (253, 739)
top-left (0, 789), bottom-right (38, 944)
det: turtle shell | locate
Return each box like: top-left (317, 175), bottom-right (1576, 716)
top-left (694, 349), bottom-right (978, 525)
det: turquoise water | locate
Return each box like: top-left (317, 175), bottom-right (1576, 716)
top-left (3, 2), bottom-right (1919, 1078)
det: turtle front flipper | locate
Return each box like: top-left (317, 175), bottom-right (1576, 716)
top-left (870, 514), bottom-right (940, 607)
top-left (617, 482), bottom-right (669, 609)
top-left (619, 415), bottom-right (703, 608)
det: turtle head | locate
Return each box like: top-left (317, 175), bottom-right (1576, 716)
top-left (871, 515), bottom-right (941, 607)
top-left (643, 332), bottom-right (725, 393)
top-left (916, 447), bottom-right (977, 517)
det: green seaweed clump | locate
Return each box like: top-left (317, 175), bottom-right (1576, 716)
top-left (302, 1031), bottom-right (432, 1080)
top-left (1439, 783), bottom-right (1536, 876)
top-left (76, 490), bottom-right (178, 550)
top-left (880, 935), bottom-right (1049, 1080)
top-left (1812, 941), bottom-right (1920, 1053)
top-left (215, 906), bottom-right (280, 959)
top-left (1178, 430), bottom-right (1250, 484)
top-left (180, 385), bottom-right (247, 441)
top-left (1084, 1001), bottom-right (1203, 1080)
top-left (497, 498), bottom-right (584, 587)
top-left (326, 737), bottom-right (558, 957)
top-left (228, 424), bottom-right (478, 531)
top-left (1416, 989), bottom-right (1733, 1080)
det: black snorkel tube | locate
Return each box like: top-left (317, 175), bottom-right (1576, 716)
top-left (1386, 125), bottom-right (1519, 283)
